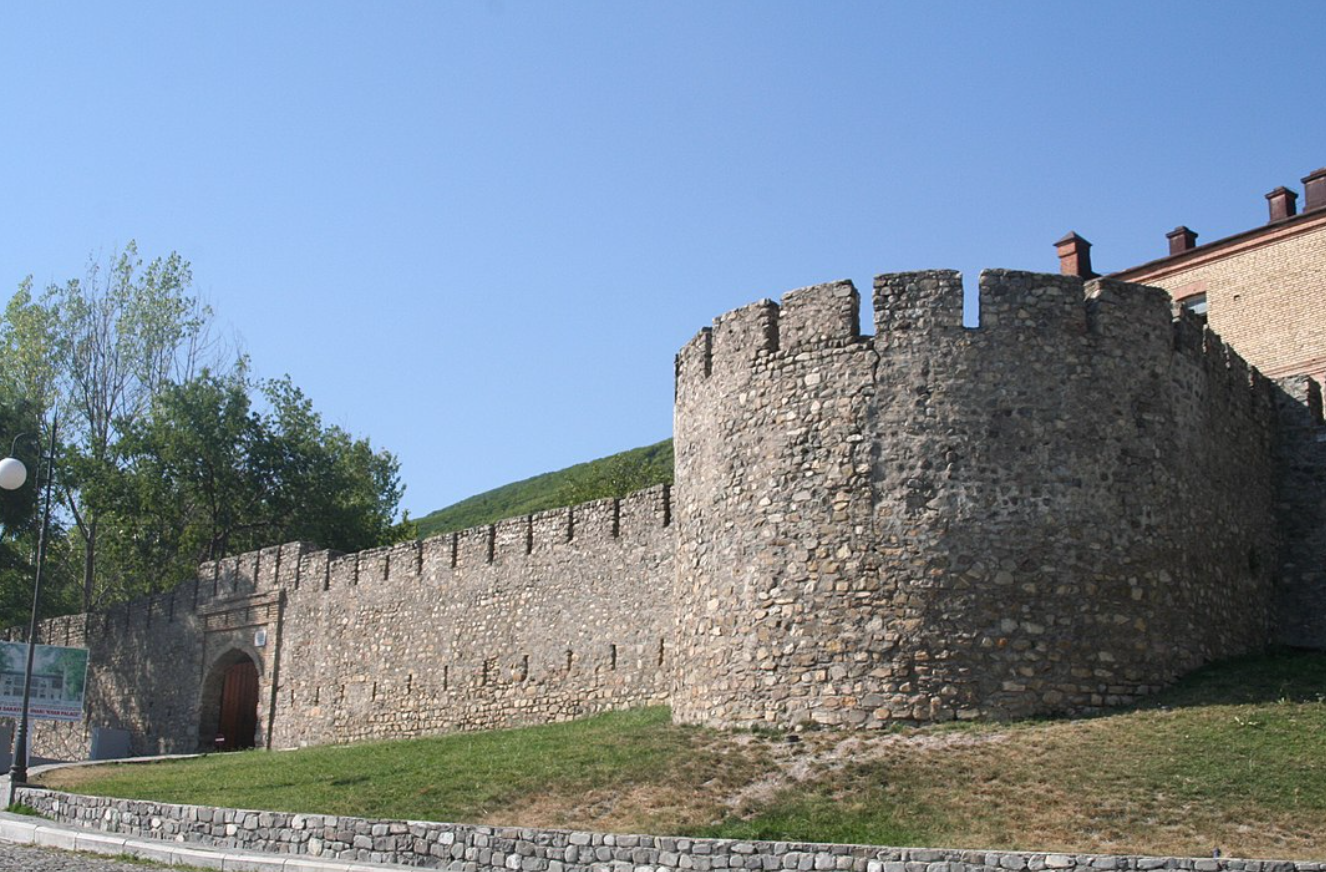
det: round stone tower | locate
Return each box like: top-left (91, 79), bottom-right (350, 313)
top-left (672, 269), bottom-right (1279, 729)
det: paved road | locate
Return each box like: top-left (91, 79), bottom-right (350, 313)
top-left (0, 840), bottom-right (169, 871)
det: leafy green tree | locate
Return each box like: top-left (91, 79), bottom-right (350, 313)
top-left (0, 393), bottom-right (80, 628)
top-left (0, 242), bottom-right (220, 610)
top-left (3, 243), bottom-right (410, 615)
top-left (101, 369), bottom-right (412, 592)
top-left (93, 368), bottom-right (260, 593)
top-left (560, 446), bottom-right (672, 506)
top-left (259, 376), bottom-right (411, 552)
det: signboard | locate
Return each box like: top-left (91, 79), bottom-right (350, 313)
top-left (0, 641), bottom-right (89, 722)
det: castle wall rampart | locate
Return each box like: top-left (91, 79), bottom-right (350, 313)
top-left (1273, 375), bottom-right (1326, 648)
top-left (10, 484), bottom-right (673, 759)
top-left (673, 279), bottom-right (877, 726)
top-left (674, 269), bottom-right (1284, 729)
top-left (270, 484), bottom-right (674, 747)
top-left (12, 581), bottom-right (209, 761)
top-left (8, 261), bottom-right (1321, 760)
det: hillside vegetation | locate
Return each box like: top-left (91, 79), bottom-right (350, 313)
top-left (413, 439), bottom-right (673, 538)
top-left (40, 649), bottom-right (1326, 860)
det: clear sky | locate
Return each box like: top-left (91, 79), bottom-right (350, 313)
top-left (2, 2), bottom-right (1324, 519)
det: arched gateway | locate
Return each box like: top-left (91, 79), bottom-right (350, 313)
top-left (198, 650), bottom-right (260, 751)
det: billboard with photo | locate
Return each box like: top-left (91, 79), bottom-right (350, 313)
top-left (0, 641), bottom-right (89, 722)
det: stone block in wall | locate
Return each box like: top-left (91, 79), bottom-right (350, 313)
top-left (277, 542), bottom-right (312, 590)
top-left (572, 498), bottom-right (618, 543)
top-left (236, 551), bottom-right (259, 594)
top-left (420, 534), bottom-right (455, 575)
top-left (388, 540), bottom-right (423, 580)
top-left (873, 269), bottom-right (965, 336)
top-left (676, 328), bottom-right (712, 387)
top-left (1084, 278), bottom-right (1172, 348)
top-left (196, 560), bottom-right (219, 601)
top-left (618, 484), bottom-right (670, 537)
top-left (780, 280), bottom-right (860, 350)
top-left (258, 546), bottom-right (283, 590)
top-left (456, 526), bottom-right (493, 567)
top-left (328, 553), bottom-right (358, 588)
top-left (978, 270), bottom-right (1086, 335)
top-left (358, 546), bottom-right (390, 585)
top-left (299, 549), bottom-right (335, 591)
top-left (711, 299), bottom-right (779, 376)
top-left (531, 508), bottom-right (571, 552)
top-left (216, 556), bottom-right (239, 597)
top-left (495, 517), bottom-right (531, 561)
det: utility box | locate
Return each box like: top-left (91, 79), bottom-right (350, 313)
top-left (89, 727), bottom-right (131, 761)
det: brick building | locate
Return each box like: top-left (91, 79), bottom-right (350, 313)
top-left (1057, 165), bottom-right (1326, 384)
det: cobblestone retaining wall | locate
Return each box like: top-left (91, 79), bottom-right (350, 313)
top-left (16, 787), bottom-right (1324, 872)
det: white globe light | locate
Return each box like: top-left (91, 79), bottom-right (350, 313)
top-left (0, 457), bottom-right (28, 490)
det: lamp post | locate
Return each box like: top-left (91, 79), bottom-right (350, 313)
top-left (1, 420), bottom-right (58, 806)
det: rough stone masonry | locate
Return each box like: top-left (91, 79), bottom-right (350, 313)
top-left (10, 267), bottom-right (1326, 757)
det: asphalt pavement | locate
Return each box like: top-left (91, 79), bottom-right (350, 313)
top-left (0, 839), bottom-right (178, 871)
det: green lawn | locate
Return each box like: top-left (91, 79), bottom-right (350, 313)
top-left (40, 650), bottom-right (1326, 860)
top-left (42, 707), bottom-right (767, 832)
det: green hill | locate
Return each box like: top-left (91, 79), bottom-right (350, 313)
top-left (413, 439), bottom-right (674, 538)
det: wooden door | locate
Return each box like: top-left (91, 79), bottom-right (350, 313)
top-left (217, 659), bottom-right (258, 751)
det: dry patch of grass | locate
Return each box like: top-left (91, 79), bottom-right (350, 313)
top-left (702, 649), bottom-right (1326, 859)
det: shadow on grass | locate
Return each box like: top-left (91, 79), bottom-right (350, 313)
top-left (1137, 647), bottom-right (1326, 711)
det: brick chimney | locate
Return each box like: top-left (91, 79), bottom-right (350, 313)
top-left (1055, 232), bottom-right (1097, 278)
top-left (1166, 226), bottom-right (1198, 255)
top-left (1266, 186), bottom-right (1299, 222)
top-left (1303, 168), bottom-right (1326, 213)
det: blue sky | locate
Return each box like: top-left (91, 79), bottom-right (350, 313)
top-left (3, 2), bottom-right (1324, 518)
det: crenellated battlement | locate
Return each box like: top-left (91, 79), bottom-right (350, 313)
top-left (678, 269), bottom-right (1275, 424)
top-left (188, 484), bottom-right (677, 600)
top-left (676, 281), bottom-right (868, 393)
top-left (16, 484), bottom-right (675, 657)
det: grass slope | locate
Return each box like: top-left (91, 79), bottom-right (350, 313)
top-left (40, 650), bottom-right (1326, 860)
top-left (413, 439), bottom-right (673, 539)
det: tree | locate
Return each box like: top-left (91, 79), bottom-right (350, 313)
top-left (258, 376), bottom-right (410, 553)
top-left (0, 393), bottom-right (80, 628)
top-left (102, 370), bottom-right (412, 592)
top-left (93, 369), bottom-right (259, 593)
top-left (3, 243), bottom-right (411, 614)
top-left (560, 444), bottom-right (673, 506)
top-left (0, 242), bottom-right (222, 609)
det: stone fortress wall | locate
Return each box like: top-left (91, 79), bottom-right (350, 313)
top-left (673, 270), bottom-right (1309, 729)
top-left (10, 266), bottom-right (1326, 757)
top-left (13, 486), bottom-right (673, 757)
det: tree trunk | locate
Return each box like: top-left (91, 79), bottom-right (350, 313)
top-left (81, 519), bottom-right (97, 612)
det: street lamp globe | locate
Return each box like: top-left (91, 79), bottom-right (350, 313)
top-left (0, 456), bottom-right (27, 491)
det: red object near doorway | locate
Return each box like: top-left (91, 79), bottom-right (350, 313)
top-left (216, 659), bottom-right (258, 750)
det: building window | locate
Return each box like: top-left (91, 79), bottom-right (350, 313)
top-left (1182, 293), bottom-right (1208, 324)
